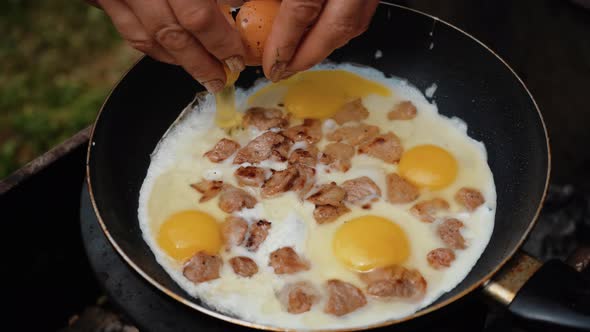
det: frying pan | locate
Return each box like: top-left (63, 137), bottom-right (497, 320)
top-left (86, 3), bottom-right (590, 331)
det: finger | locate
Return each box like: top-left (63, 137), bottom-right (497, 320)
top-left (262, 0), bottom-right (326, 82)
top-left (170, 0), bottom-right (245, 73)
top-left (286, 0), bottom-right (379, 75)
top-left (217, 0), bottom-right (244, 8)
top-left (124, 0), bottom-right (226, 92)
top-left (98, 0), bottom-right (177, 64)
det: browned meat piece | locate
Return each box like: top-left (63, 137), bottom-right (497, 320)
top-left (427, 248), bottom-right (455, 269)
top-left (183, 252), bottom-right (222, 283)
top-left (342, 176), bottom-right (381, 205)
top-left (261, 166), bottom-right (299, 198)
top-left (360, 265), bottom-right (427, 299)
top-left (243, 107), bottom-right (289, 130)
top-left (455, 187), bottom-right (485, 211)
top-left (410, 198), bottom-right (450, 223)
top-left (269, 247), bottom-right (310, 274)
top-left (358, 132), bottom-right (403, 164)
top-left (326, 123), bottom-right (379, 146)
top-left (277, 281), bottom-right (319, 314)
top-left (324, 279), bottom-right (367, 316)
top-left (246, 220), bottom-right (271, 252)
top-left (221, 216), bottom-right (248, 250)
top-left (438, 218), bottom-right (466, 250)
top-left (386, 173), bottom-right (419, 204)
top-left (190, 179), bottom-right (223, 203)
top-left (283, 119), bottom-right (323, 145)
top-left (218, 185), bottom-right (257, 213)
top-left (387, 101), bottom-right (417, 120)
top-left (229, 256), bottom-right (259, 277)
top-left (270, 137), bottom-right (293, 162)
top-left (204, 138), bottom-right (240, 163)
top-left (291, 165), bottom-right (316, 199)
top-left (331, 99), bottom-right (369, 125)
top-left (313, 204), bottom-right (350, 224)
top-left (319, 142), bottom-right (355, 172)
top-left (288, 146), bottom-right (318, 167)
top-left (307, 182), bottom-right (346, 206)
top-left (234, 166), bottom-right (266, 187)
top-left (233, 131), bottom-right (290, 164)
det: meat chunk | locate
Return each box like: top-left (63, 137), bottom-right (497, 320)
top-left (326, 123), bottom-right (379, 146)
top-left (243, 107), bottom-right (289, 130)
top-left (313, 204), bottom-right (350, 224)
top-left (190, 179), bottom-right (223, 203)
top-left (386, 173), bottom-right (419, 204)
top-left (183, 252), bottom-right (222, 283)
top-left (204, 138), bottom-right (240, 163)
top-left (277, 281), bottom-right (319, 314)
top-left (218, 184), bottom-right (257, 213)
top-left (319, 142), bottom-right (355, 172)
top-left (360, 265), bottom-right (427, 299)
top-left (358, 132), bottom-right (403, 164)
top-left (221, 216), bottom-right (248, 250)
top-left (282, 119), bottom-right (323, 145)
top-left (427, 248), bottom-right (455, 269)
top-left (270, 137), bottom-right (293, 162)
top-left (455, 187), bottom-right (485, 211)
top-left (331, 99), bottom-right (369, 125)
top-left (233, 131), bottom-right (290, 164)
top-left (234, 166), bottom-right (266, 187)
top-left (438, 218), bottom-right (466, 250)
top-left (229, 256), bottom-right (259, 277)
top-left (324, 279), bottom-right (367, 316)
top-left (246, 220), bottom-right (271, 252)
top-left (342, 176), bottom-right (381, 205)
top-left (288, 146), bottom-right (318, 167)
top-left (291, 165), bottom-right (316, 199)
top-left (307, 182), bottom-right (346, 206)
top-left (410, 198), bottom-right (450, 223)
top-left (387, 101), bottom-right (417, 120)
top-left (269, 247), bottom-right (310, 274)
top-left (261, 166), bottom-right (299, 198)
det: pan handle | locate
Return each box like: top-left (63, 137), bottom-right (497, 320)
top-left (483, 249), bottom-right (590, 330)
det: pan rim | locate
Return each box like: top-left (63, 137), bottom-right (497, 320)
top-left (86, 2), bottom-right (551, 331)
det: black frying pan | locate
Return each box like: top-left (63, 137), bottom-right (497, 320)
top-left (87, 3), bottom-right (590, 331)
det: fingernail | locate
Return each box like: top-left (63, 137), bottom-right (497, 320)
top-left (280, 71), bottom-right (295, 80)
top-left (202, 79), bottom-right (225, 93)
top-left (225, 55), bottom-right (245, 73)
top-left (270, 61), bottom-right (287, 82)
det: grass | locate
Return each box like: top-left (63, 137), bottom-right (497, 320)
top-left (0, 0), bottom-right (139, 178)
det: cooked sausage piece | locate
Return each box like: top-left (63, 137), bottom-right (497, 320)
top-left (246, 220), bottom-right (271, 252)
top-left (324, 279), bottom-right (367, 316)
top-left (183, 252), bottom-right (222, 283)
top-left (326, 123), bottom-right (380, 146)
top-left (190, 179), bottom-right (223, 203)
top-left (204, 138), bottom-right (240, 163)
top-left (386, 173), bottom-right (419, 204)
top-left (427, 248), bottom-right (455, 269)
top-left (278, 281), bottom-right (319, 314)
top-left (234, 166), bottom-right (266, 187)
top-left (229, 256), bottom-right (259, 277)
top-left (218, 184), bottom-right (257, 213)
top-left (319, 142), bottom-right (355, 172)
top-left (291, 165), bottom-right (316, 199)
top-left (288, 146), bottom-right (318, 167)
top-left (438, 218), bottom-right (466, 250)
top-left (261, 166), bottom-right (299, 198)
top-left (360, 265), bottom-right (427, 299)
top-left (313, 204), bottom-right (350, 224)
top-left (233, 131), bottom-right (290, 164)
top-left (410, 198), bottom-right (450, 223)
top-left (358, 132), bottom-right (404, 164)
top-left (270, 137), bottom-right (293, 162)
top-left (221, 216), bottom-right (248, 250)
top-left (282, 119), bottom-right (323, 145)
top-left (331, 99), bottom-right (369, 125)
top-left (307, 182), bottom-right (347, 206)
top-left (243, 107), bottom-right (289, 130)
top-left (387, 101), bottom-right (417, 120)
top-left (269, 247), bottom-right (310, 274)
top-left (342, 176), bottom-right (382, 205)
top-left (455, 187), bottom-right (485, 211)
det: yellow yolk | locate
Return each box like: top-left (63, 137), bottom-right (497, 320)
top-left (157, 210), bottom-right (222, 261)
top-left (333, 216), bottom-right (410, 272)
top-left (249, 70), bottom-right (391, 119)
top-left (398, 144), bottom-right (458, 190)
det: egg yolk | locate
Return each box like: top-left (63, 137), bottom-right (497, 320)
top-left (157, 210), bottom-right (222, 261)
top-left (333, 216), bottom-right (410, 272)
top-left (398, 144), bottom-right (458, 190)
